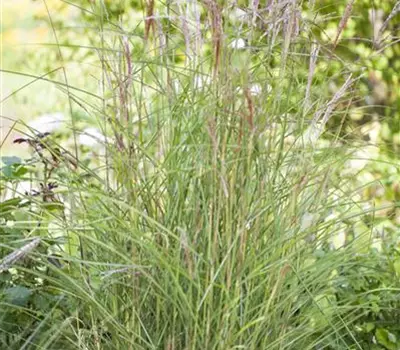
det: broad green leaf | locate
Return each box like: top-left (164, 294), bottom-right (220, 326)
top-left (376, 328), bottom-right (397, 350)
top-left (3, 286), bottom-right (32, 307)
top-left (1, 156), bottom-right (22, 165)
top-left (1, 164), bottom-right (28, 179)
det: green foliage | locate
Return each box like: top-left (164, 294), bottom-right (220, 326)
top-left (0, 0), bottom-right (399, 349)
top-left (311, 0), bottom-right (400, 154)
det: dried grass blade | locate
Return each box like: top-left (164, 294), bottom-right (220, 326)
top-left (332, 0), bottom-right (355, 51)
top-left (379, 1), bottom-right (400, 39)
top-left (0, 237), bottom-right (41, 273)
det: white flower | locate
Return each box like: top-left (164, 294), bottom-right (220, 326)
top-left (28, 113), bottom-right (65, 133)
top-left (249, 83), bottom-right (262, 96)
top-left (79, 127), bottom-right (106, 147)
top-left (230, 38), bottom-right (246, 49)
top-left (300, 212), bottom-right (319, 231)
top-left (6, 220), bottom-right (15, 228)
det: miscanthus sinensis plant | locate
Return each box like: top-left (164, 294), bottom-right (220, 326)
top-left (2, 1), bottom-right (397, 349)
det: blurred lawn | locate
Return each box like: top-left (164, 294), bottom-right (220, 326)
top-left (1, 0), bottom-right (80, 155)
